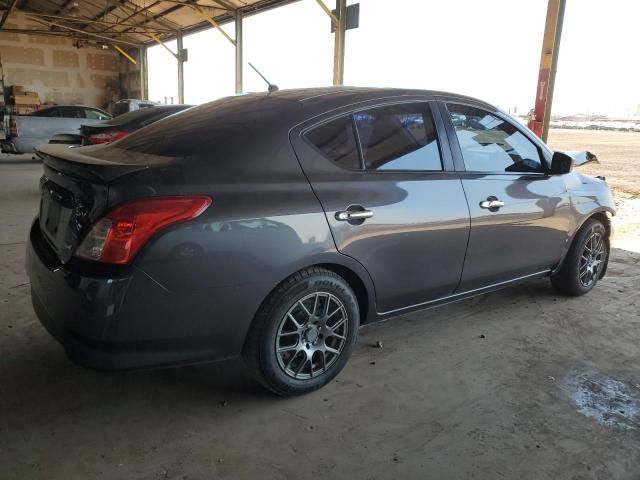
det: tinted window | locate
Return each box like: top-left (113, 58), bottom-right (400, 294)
top-left (116, 95), bottom-right (289, 158)
top-left (354, 103), bottom-right (442, 171)
top-left (31, 107), bottom-right (59, 117)
top-left (85, 109), bottom-right (110, 120)
top-left (448, 104), bottom-right (542, 173)
top-left (57, 107), bottom-right (84, 118)
top-left (305, 116), bottom-right (362, 170)
top-left (101, 106), bottom-right (186, 127)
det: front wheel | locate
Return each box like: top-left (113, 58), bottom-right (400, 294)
top-left (243, 267), bottom-right (359, 396)
top-left (551, 218), bottom-right (609, 296)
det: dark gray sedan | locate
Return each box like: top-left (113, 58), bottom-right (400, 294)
top-left (26, 87), bottom-right (615, 396)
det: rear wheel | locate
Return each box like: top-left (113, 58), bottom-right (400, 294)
top-left (243, 267), bottom-right (359, 396)
top-left (551, 218), bottom-right (609, 296)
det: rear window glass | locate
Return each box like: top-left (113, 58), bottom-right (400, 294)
top-left (104, 106), bottom-right (188, 127)
top-left (304, 116), bottom-right (362, 170)
top-left (354, 103), bottom-right (442, 171)
top-left (114, 95), bottom-right (282, 158)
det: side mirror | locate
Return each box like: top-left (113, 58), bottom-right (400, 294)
top-left (550, 151), bottom-right (573, 175)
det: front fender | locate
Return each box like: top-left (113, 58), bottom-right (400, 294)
top-left (552, 171), bottom-right (615, 276)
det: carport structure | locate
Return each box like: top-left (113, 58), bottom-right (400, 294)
top-left (0, 0), bottom-right (352, 101)
top-left (0, 0), bottom-right (564, 137)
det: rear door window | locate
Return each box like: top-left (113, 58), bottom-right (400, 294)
top-left (304, 116), bottom-right (362, 170)
top-left (354, 103), bottom-right (442, 171)
top-left (57, 107), bottom-right (84, 118)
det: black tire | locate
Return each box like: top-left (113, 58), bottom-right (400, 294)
top-left (551, 218), bottom-right (609, 296)
top-left (243, 267), bottom-right (359, 396)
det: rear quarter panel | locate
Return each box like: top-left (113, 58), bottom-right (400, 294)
top-left (105, 121), bottom-right (375, 354)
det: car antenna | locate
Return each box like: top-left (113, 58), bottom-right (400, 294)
top-left (248, 62), bottom-right (279, 93)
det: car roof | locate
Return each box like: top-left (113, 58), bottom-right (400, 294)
top-left (101, 87), bottom-right (500, 159)
top-left (263, 86), bottom-right (495, 110)
top-left (217, 86), bottom-right (498, 122)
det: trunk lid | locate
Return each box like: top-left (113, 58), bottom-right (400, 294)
top-left (35, 144), bottom-right (173, 263)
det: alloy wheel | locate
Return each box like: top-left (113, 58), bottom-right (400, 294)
top-left (579, 230), bottom-right (606, 287)
top-left (275, 292), bottom-right (349, 380)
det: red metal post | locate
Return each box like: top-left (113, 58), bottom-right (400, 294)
top-left (529, 0), bottom-right (565, 141)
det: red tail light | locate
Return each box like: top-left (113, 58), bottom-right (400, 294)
top-left (9, 117), bottom-right (18, 136)
top-left (75, 196), bottom-right (211, 265)
top-left (87, 130), bottom-right (129, 144)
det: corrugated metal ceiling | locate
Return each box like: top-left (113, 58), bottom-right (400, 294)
top-left (2, 0), bottom-right (297, 46)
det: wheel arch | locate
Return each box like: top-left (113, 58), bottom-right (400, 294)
top-left (246, 253), bottom-right (377, 340)
top-left (552, 207), bottom-right (613, 276)
top-left (317, 262), bottom-right (372, 323)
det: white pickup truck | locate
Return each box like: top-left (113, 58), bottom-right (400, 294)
top-left (1, 105), bottom-right (111, 154)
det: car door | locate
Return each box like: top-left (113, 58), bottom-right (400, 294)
top-left (291, 100), bottom-right (470, 314)
top-left (441, 102), bottom-right (572, 291)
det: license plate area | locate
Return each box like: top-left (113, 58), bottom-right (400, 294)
top-left (39, 179), bottom-right (74, 256)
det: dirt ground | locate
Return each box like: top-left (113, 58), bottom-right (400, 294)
top-left (1, 130), bottom-right (639, 479)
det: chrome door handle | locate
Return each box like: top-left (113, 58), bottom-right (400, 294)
top-left (479, 197), bottom-right (505, 209)
top-left (335, 210), bottom-right (374, 221)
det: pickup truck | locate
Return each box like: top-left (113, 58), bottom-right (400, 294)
top-left (1, 105), bottom-right (111, 154)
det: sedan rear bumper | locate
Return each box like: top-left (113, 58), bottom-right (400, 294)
top-left (26, 220), bottom-right (253, 370)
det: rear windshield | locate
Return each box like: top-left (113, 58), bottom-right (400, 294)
top-left (103, 106), bottom-right (191, 127)
top-left (114, 95), bottom-right (287, 158)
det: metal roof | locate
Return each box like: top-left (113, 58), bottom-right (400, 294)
top-left (0, 0), bottom-right (297, 47)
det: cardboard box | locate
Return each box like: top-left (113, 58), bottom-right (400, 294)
top-left (11, 95), bottom-right (40, 105)
top-left (15, 105), bottom-right (37, 115)
top-left (8, 85), bottom-right (25, 96)
top-left (23, 91), bottom-right (39, 98)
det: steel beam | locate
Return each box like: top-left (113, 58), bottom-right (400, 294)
top-left (140, 46), bottom-right (148, 100)
top-left (114, 45), bottom-right (137, 64)
top-left (177, 31), bottom-right (185, 104)
top-left (27, 15), bottom-right (141, 47)
top-left (314, 0), bottom-right (339, 26)
top-left (235, 10), bottom-right (243, 94)
top-left (529, 0), bottom-right (566, 142)
top-left (148, 32), bottom-right (178, 58)
top-left (332, 0), bottom-right (346, 85)
top-left (26, 12), bottom-right (173, 32)
top-left (190, 4), bottom-right (236, 46)
top-left (0, 0), bottom-right (19, 30)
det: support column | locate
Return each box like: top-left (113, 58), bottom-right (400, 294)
top-left (235, 11), bottom-right (243, 94)
top-left (529, 0), bottom-right (566, 142)
top-left (139, 46), bottom-right (147, 100)
top-left (332, 0), bottom-right (346, 85)
top-left (177, 30), bottom-right (184, 104)
top-left (542, 0), bottom-right (566, 142)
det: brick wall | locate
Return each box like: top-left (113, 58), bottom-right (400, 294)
top-left (0, 11), bottom-right (121, 109)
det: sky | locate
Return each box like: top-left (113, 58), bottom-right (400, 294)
top-left (146, 0), bottom-right (640, 118)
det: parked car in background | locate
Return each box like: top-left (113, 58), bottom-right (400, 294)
top-left (110, 99), bottom-right (159, 117)
top-left (80, 104), bottom-right (192, 145)
top-left (1, 105), bottom-right (111, 154)
top-left (26, 87), bottom-right (615, 397)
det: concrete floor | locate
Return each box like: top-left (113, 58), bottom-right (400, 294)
top-left (1, 156), bottom-right (640, 480)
